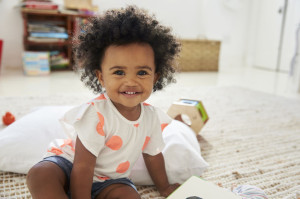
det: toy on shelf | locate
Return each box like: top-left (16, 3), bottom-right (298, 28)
top-left (167, 99), bottom-right (209, 134)
top-left (2, 112), bottom-right (16, 126)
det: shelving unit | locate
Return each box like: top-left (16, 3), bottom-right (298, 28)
top-left (21, 9), bottom-right (93, 71)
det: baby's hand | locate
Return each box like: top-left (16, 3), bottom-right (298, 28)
top-left (159, 183), bottom-right (180, 197)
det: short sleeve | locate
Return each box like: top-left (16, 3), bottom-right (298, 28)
top-left (156, 107), bottom-right (173, 131)
top-left (142, 107), bottom-right (173, 156)
top-left (73, 105), bottom-right (106, 157)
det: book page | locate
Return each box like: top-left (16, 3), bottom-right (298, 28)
top-left (168, 176), bottom-right (241, 199)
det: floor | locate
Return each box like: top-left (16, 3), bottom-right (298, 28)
top-left (0, 66), bottom-right (300, 100)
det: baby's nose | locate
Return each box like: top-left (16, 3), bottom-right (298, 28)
top-left (124, 75), bottom-right (138, 86)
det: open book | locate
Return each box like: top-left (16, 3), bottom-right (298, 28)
top-left (167, 176), bottom-right (241, 199)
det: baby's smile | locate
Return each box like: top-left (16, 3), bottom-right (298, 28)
top-left (121, 91), bottom-right (142, 95)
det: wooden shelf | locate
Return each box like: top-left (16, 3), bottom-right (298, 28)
top-left (22, 8), bottom-right (94, 18)
top-left (24, 41), bottom-right (70, 46)
top-left (21, 9), bottom-right (93, 71)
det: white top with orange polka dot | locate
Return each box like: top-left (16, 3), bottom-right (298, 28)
top-left (45, 93), bottom-right (172, 182)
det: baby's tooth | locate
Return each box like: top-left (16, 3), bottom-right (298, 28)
top-left (125, 91), bottom-right (136, 94)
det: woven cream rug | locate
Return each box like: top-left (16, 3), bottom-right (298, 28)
top-left (1, 86), bottom-right (300, 199)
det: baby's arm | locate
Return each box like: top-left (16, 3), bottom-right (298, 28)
top-left (70, 136), bottom-right (97, 199)
top-left (143, 152), bottom-right (180, 197)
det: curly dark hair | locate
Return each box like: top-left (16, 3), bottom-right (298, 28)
top-left (73, 5), bottom-right (181, 94)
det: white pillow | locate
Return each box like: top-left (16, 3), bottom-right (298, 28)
top-left (0, 106), bottom-right (208, 185)
top-left (0, 106), bottom-right (73, 174)
top-left (130, 120), bottom-right (209, 185)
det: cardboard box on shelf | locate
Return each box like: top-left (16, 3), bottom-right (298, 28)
top-left (64, 0), bottom-right (98, 11)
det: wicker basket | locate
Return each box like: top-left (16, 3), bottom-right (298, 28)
top-left (178, 40), bottom-right (221, 71)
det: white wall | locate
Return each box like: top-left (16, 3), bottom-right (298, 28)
top-left (93, 0), bottom-right (207, 39)
top-left (0, 0), bottom-right (252, 71)
top-left (0, 0), bottom-right (24, 70)
top-left (94, 0), bottom-right (252, 69)
top-left (202, 0), bottom-right (252, 69)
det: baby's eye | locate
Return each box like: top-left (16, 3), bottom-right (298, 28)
top-left (113, 70), bottom-right (125, 76)
top-left (137, 70), bottom-right (149, 76)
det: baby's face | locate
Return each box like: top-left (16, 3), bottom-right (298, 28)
top-left (96, 42), bottom-right (158, 112)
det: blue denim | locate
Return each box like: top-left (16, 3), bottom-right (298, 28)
top-left (42, 156), bottom-right (137, 199)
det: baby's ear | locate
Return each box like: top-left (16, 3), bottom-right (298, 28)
top-left (154, 72), bottom-right (160, 84)
top-left (95, 70), bottom-right (104, 86)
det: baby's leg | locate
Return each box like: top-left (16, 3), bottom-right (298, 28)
top-left (27, 161), bottom-right (68, 199)
top-left (95, 183), bottom-right (141, 199)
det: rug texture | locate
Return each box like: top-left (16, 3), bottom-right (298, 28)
top-left (0, 86), bottom-right (300, 199)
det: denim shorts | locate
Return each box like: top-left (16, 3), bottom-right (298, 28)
top-left (42, 156), bottom-right (137, 199)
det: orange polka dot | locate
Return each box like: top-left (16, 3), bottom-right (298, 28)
top-left (96, 122), bottom-right (105, 136)
top-left (60, 139), bottom-right (75, 151)
top-left (116, 161), bottom-right (130, 173)
top-left (48, 147), bottom-right (63, 155)
top-left (142, 136), bottom-right (150, 151)
top-left (143, 102), bottom-right (151, 106)
top-left (161, 123), bottom-right (169, 132)
top-left (134, 123), bottom-right (139, 128)
top-left (96, 176), bottom-right (110, 181)
top-left (106, 136), bottom-right (123, 150)
top-left (94, 94), bottom-right (106, 100)
top-left (97, 112), bottom-right (104, 124)
top-left (96, 112), bottom-right (105, 136)
top-left (61, 139), bottom-right (72, 148)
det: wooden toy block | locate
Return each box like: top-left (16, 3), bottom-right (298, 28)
top-left (167, 99), bottom-right (209, 134)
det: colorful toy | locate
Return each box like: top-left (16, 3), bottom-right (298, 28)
top-left (2, 112), bottom-right (16, 126)
top-left (167, 99), bottom-right (209, 134)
